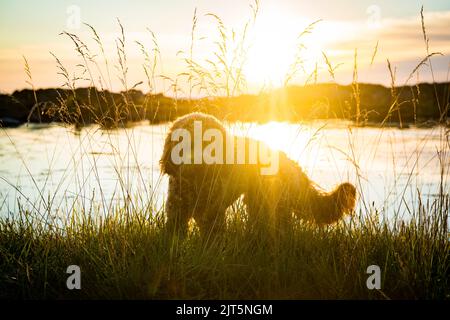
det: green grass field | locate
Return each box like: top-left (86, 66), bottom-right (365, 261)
top-left (1, 197), bottom-right (448, 299)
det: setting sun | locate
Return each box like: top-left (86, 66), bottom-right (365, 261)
top-left (243, 9), bottom-right (344, 87)
top-left (244, 11), bottom-right (299, 86)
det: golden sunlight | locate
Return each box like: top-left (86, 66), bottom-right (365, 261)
top-left (232, 121), bottom-right (308, 154)
top-left (249, 121), bottom-right (294, 150)
top-left (244, 10), bottom-right (350, 87)
top-left (244, 11), bottom-right (298, 86)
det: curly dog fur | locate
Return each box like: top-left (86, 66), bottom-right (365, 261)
top-left (161, 112), bottom-right (356, 236)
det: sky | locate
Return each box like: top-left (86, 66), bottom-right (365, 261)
top-left (1, 0), bottom-right (449, 95)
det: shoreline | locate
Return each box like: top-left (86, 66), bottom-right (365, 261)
top-left (1, 82), bottom-right (449, 128)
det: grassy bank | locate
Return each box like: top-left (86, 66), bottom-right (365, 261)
top-left (1, 199), bottom-right (448, 299)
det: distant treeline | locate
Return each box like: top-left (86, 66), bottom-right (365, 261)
top-left (0, 82), bottom-right (449, 128)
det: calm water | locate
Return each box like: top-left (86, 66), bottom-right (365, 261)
top-left (0, 121), bottom-right (448, 222)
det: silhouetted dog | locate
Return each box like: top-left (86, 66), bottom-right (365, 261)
top-left (161, 112), bottom-right (356, 236)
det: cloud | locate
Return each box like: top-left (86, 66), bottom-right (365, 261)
top-left (377, 10), bottom-right (450, 49)
top-left (315, 10), bottom-right (450, 68)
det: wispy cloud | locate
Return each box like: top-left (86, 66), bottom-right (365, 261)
top-left (324, 10), bottom-right (450, 60)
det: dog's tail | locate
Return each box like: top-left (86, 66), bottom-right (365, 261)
top-left (302, 182), bottom-right (357, 224)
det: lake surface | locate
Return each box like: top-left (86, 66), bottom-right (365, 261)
top-left (0, 121), bottom-right (448, 223)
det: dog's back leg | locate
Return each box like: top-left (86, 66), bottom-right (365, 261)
top-left (165, 176), bottom-right (193, 237)
top-left (194, 206), bottom-right (227, 240)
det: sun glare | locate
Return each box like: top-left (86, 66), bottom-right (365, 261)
top-left (243, 10), bottom-right (351, 89)
top-left (244, 11), bottom-right (325, 88)
top-left (244, 12), bottom-right (297, 86)
top-left (231, 121), bottom-right (306, 154)
top-left (251, 121), bottom-right (295, 151)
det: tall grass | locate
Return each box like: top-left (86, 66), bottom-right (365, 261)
top-left (1, 197), bottom-right (448, 299)
top-left (0, 3), bottom-right (449, 299)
